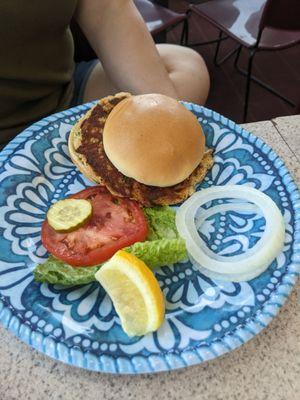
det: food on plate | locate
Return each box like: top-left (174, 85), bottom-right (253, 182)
top-left (176, 185), bottom-right (285, 282)
top-left (35, 190), bottom-right (187, 285)
top-left (35, 182), bottom-right (286, 338)
top-left (41, 186), bottom-right (148, 267)
top-left (68, 92), bottom-right (214, 206)
top-left (103, 93), bottom-right (204, 187)
top-left (46, 198), bottom-right (92, 233)
top-left (95, 250), bottom-right (165, 337)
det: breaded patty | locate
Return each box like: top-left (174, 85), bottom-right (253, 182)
top-left (73, 93), bottom-right (214, 206)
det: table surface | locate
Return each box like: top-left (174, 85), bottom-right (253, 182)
top-left (0, 115), bottom-right (299, 400)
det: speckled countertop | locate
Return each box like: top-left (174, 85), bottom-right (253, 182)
top-left (0, 115), bottom-right (299, 400)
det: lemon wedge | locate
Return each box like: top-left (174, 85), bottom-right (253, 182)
top-left (95, 250), bottom-right (165, 337)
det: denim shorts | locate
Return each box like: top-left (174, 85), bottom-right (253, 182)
top-left (71, 59), bottom-right (98, 106)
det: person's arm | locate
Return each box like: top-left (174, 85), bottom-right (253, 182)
top-left (74, 0), bottom-right (178, 98)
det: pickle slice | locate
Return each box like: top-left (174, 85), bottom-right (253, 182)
top-left (47, 199), bottom-right (92, 233)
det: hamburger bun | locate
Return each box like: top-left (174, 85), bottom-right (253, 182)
top-left (68, 109), bottom-right (103, 184)
top-left (103, 94), bottom-right (205, 187)
top-left (68, 92), bottom-right (213, 206)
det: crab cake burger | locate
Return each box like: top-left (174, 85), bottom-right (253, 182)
top-left (68, 92), bottom-right (213, 206)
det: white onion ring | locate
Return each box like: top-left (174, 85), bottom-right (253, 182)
top-left (176, 185), bottom-right (285, 280)
top-left (190, 256), bottom-right (270, 282)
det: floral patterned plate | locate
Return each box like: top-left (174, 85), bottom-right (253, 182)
top-left (0, 102), bottom-right (299, 374)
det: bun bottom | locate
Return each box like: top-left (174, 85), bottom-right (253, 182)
top-left (68, 110), bottom-right (103, 185)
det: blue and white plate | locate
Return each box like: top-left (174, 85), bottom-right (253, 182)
top-left (0, 102), bottom-right (299, 374)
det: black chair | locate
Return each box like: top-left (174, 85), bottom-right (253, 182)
top-left (135, 0), bottom-right (187, 42)
top-left (187, 0), bottom-right (300, 122)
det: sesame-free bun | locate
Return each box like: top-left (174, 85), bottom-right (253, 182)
top-left (103, 94), bottom-right (205, 187)
top-left (68, 108), bottom-right (102, 184)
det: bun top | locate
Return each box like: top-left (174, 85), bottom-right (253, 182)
top-left (103, 93), bottom-right (205, 187)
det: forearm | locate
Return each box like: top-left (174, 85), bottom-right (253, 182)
top-left (75, 0), bottom-right (178, 97)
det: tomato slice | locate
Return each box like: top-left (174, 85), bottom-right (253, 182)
top-left (41, 186), bottom-right (148, 267)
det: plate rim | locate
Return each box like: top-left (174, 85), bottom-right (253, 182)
top-left (0, 102), bottom-right (299, 374)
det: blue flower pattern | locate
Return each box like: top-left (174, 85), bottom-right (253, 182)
top-left (0, 103), bottom-right (299, 373)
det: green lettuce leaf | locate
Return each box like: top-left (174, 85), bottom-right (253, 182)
top-left (34, 256), bottom-right (100, 286)
top-left (125, 237), bottom-right (186, 269)
top-left (143, 206), bottom-right (179, 240)
top-left (34, 206), bottom-right (187, 286)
